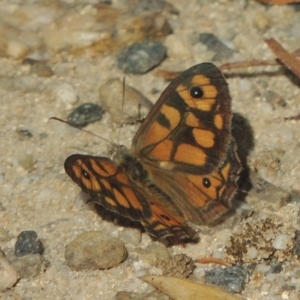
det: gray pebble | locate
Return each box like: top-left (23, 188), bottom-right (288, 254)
top-left (67, 102), bottom-right (105, 127)
top-left (15, 231), bottom-right (44, 257)
top-left (205, 266), bottom-right (247, 293)
top-left (199, 33), bottom-right (235, 61)
top-left (293, 230), bottom-right (300, 256)
top-left (118, 41), bottom-right (166, 74)
top-left (65, 231), bottom-right (127, 271)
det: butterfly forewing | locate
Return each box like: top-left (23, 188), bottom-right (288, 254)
top-left (132, 63), bottom-right (232, 175)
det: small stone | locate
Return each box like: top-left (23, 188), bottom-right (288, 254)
top-left (282, 284), bottom-right (296, 291)
top-left (10, 254), bottom-right (46, 278)
top-left (5, 39), bottom-right (29, 59)
top-left (67, 103), bottom-right (105, 127)
top-left (205, 266), bottom-right (247, 293)
top-left (18, 154), bottom-right (36, 172)
top-left (265, 90), bottom-right (286, 108)
top-left (293, 230), bottom-right (300, 255)
top-left (165, 34), bottom-right (190, 58)
top-left (269, 262), bottom-right (283, 273)
top-left (0, 227), bottom-right (11, 243)
top-left (0, 252), bottom-right (18, 292)
top-left (16, 129), bottom-right (33, 140)
top-left (272, 234), bottom-right (290, 250)
top-left (253, 13), bottom-right (271, 32)
top-left (137, 242), bottom-right (171, 267)
top-left (53, 82), bottom-right (78, 109)
top-left (15, 231), bottom-right (44, 257)
top-left (161, 254), bottom-right (194, 278)
top-left (132, 0), bottom-right (166, 14)
top-left (260, 102), bottom-right (274, 115)
top-left (246, 246), bottom-right (258, 260)
top-left (98, 78), bottom-right (152, 123)
top-left (118, 41), bottom-right (166, 74)
top-left (65, 231), bottom-right (127, 271)
top-left (30, 62), bottom-right (54, 77)
top-left (199, 33), bottom-right (235, 61)
top-left (118, 227), bottom-right (142, 246)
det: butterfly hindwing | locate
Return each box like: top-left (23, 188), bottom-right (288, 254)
top-left (64, 154), bottom-right (151, 221)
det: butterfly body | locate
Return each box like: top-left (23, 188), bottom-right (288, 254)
top-left (65, 63), bottom-right (242, 241)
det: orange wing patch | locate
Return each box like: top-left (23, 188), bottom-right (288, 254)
top-left (174, 144), bottom-right (206, 165)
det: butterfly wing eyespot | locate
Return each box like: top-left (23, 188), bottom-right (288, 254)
top-left (190, 86), bottom-right (204, 98)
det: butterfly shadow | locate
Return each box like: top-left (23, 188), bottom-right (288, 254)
top-left (231, 112), bottom-right (255, 211)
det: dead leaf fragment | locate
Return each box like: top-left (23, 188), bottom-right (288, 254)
top-left (141, 275), bottom-right (242, 300)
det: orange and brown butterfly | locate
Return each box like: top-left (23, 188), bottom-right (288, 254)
top-left (64, 63), bottom-right (242, 241)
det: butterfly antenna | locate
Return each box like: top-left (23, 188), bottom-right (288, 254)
top-left (49, 117), bottom-right (113, 146)
top-left (117, 77), bottom-right (126, 145)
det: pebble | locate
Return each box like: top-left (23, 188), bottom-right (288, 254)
top-left (118, 227), bottom-right (142, 246)
top-left (205, 266), bottom-right (247, 293)
top-left (53, 82), bottom-right (78, 109)
top-left (269, 262), bottom-right (283, 274)
top-left (10, 253), bottom-right (46, 278)
top-left (293, 230), bottom-right (300, 256)
top-left (265, 90), bottom-right (286, 108)
top-left (65, 231), bottom-right (127, 271)
top-left (18, 154), bottom-right (36, 172)
top-left (199, 33), bottom-right (235, 61)
top-left (0, 252), bottom-right (18, 292)
top-left (16, 129), bottom-right (33, 140)
top-left (117, 41), bottom-right (166, 74)
top-left (260, 102), bottom-right (274, 115)
top-left (0, 227), bottom-right (11, 243)
top-left (272, 234), bottom-right (290, 250)
top-left (136, 242), bottom-right (171, 268)
top-left (29, 62), bottom-right (54, 77)
top-left (4, 39), bottom-right (30, 59)
top-left (67, 102), bottom-right (105, 127)
top-left (98, 78), bottom-right (152, 123)
top-left (160, 254), bottom-right (194, 278)
top-left (165, 34), bottom-right (190, 58)
top-left (15, 230), bottom-right (44, 257)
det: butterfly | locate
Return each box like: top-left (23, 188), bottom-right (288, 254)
top-left (64, 63), bottom-right (242, 241)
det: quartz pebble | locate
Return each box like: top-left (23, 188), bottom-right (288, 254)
top-left (53, 82), bottom-right (78, 109)
top-left (272, 234), bottom-right (290, 250)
